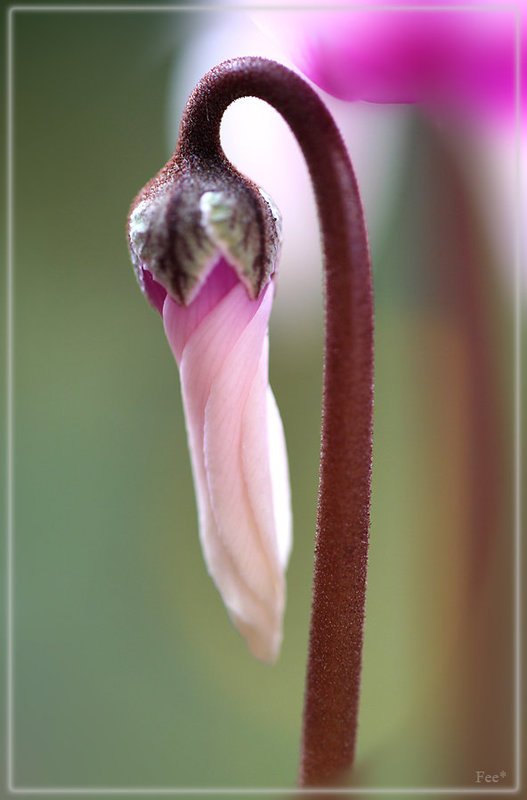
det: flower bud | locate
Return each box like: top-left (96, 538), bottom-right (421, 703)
top-left (127, 157), bottom-right (281, 307)
top-left (127, 149), bottom-right (291, 663)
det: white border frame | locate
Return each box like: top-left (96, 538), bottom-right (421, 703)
top-left (5, 3), bottom-right (523, 795)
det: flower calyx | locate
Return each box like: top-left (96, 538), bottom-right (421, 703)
top-left (127, 155), bottom-right (281, 308)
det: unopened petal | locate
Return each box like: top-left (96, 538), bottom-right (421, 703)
top-left (163, 263), bottom-right (291, 662)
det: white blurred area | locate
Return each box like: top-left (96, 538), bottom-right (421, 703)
top-left (167, 11), bottom-right (411, 335)
top-left (457, 120), bottom-right (524, 301)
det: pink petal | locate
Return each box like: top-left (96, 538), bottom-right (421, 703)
top-left (161, 258), bottom-right (239, 362)
top-left (163, 261), bottom-right (291, 662)
top-left (141, 267), bottom-right (167, 314)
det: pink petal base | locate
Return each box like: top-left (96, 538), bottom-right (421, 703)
top-left (163, 259), bottom-right (291, 662)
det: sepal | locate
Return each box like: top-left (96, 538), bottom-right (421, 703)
top-left (127, 158), bottom-right (281, 307)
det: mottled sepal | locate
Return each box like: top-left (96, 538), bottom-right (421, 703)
top-left (127, 157), bottom-right (281, 307)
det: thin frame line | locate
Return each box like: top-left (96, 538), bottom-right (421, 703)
top-left (513, 3), bottom-right (523, 794)
top-left (5, 786), bottom-right (524, 796)
top-left (6, 5), bottom-right (15, 794)
top-left (5, 4), bottom-right (522, 13)
top-left (5, 3), bottom-right (523, 796)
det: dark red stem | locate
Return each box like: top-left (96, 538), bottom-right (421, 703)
top-left (179, 57), bottom-right (374, 787)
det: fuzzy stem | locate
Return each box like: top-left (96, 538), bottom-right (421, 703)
top-left (178, 57), bottom-right (374, 787)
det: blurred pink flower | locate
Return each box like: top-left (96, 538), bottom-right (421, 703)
top-left (128, 185), bottom-right (292, 664)
top-left (259, 1), bottom-right (523, 124)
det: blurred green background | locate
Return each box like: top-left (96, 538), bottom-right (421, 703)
top-left (3, 6), bottom-right (521, 795)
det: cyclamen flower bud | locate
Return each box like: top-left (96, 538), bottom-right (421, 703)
top-left (127, 139), bottom-right (291, 663)
top-left (128, 156), bottom-right (281, 307)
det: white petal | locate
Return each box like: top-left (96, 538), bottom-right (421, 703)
top-left (240, 336), bottom-right (292, 573)
top-left (266, 384), bottom-right (292, 569)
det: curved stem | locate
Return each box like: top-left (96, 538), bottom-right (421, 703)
top-left (178, 58), bottom-right (374, 787)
